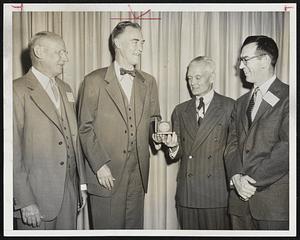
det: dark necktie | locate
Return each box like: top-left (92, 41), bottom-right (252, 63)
top-left (120, 68), bottom-right (136, 77)
top-left (197, 97), bottom-right (205, 126)
top-left (246, 87), bottom-right (259, 127)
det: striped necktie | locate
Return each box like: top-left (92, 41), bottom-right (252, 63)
top-left (50, 78), bottom-right (59, 102)
top-left (197, 97), bottom-right (205, 126)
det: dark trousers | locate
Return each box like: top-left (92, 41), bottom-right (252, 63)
top-left (176, 206), bottom-right (230, 230)
top-left (89, 152), bottom-right (145, 229)
top-left (231, 214), bottom-right (289, 230)
top-left (15, 163), bottom-right (78, 230)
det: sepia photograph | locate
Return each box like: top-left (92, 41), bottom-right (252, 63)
top-left (3, 2), bottom-right (296, 237)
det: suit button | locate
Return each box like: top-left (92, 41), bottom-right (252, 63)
top-left (188, 155), bottom-right (192, 159)
top-left (59, 161), bottom-right (64, 165)
top-left (125, 130), bottom-right (127, 134)
top-left (130, 124), bottom-right (133, 128)
top-left (245, 150), bottom-right (250, 153)
top-left (129, 108), bottom-right (132, 111)
top-left (214, 137), bottom-right (218, 141)
top-left (131, 141), bottom-right (134, 145)
top-left (131, 133), bottom-right (134, 136)
top-left (123, 150), bottom-right (126, 154)
top-left (129, 117), bottom-right (132, 120)
top-left (58, 141), bottom-right (63, 145)
top-left (208, 155), bottom-right (212, 159)
top-left (207, 174), bottom-right (211, 178)
top-left (188, 173), bottom-right (193, 177)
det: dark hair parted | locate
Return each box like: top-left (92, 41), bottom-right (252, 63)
top-left (109, 21), bottom-right (141, 60)
top-left (242, 35), bottom-right (278, 67)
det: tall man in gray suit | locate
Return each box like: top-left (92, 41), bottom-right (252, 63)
top-left (154, 56), bottom-right (234, 229)
top-left (13, 31), bottom-right (86, 230)
top-left (78, 21), bottom-right (160, 229)
top-left (224, 35), bottom-right (289, 230)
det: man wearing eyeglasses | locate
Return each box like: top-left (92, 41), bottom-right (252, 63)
top-left (13, 31), bottom-right (87, 229)
top-left (153, 56), bottom-right (234, 229)
top-left (224, 35), bottom-right (289, 230)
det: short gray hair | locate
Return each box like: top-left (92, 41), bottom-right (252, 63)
top-left (188, 56), bottom-right (216, 74)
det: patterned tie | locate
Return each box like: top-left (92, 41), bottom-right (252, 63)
top-left (246, 87), bottom-right (259, 127)
top-left (50, 78), bottom-right (59, 102)
top-left (120, 68), bottom-right (136, 77)
top-left (197, 97), bottom-right (205, 126)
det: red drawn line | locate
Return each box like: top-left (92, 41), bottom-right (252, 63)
top-left (284, 5), bottom-right (293, 11)
top-left (110, 18), bottom-right (161, 20)
top-left (11, 3), bottom-right (24, 11)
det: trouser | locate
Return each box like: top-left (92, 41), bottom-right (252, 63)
top-left (89, 151), bottom-right (145, 229)
top-left (231, 214), bottom-right (289, 230)
top-left (176, 206), bottom-right (230, 230)
top-left (15, 162), bottom-right (79, 230)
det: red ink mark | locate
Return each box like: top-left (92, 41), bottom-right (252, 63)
top-left (11, 3), bottom-right (24, 11)
top-left (284, 5), bottom-right (293, 11)
top-left (111, 4), bottom-right (161, 21)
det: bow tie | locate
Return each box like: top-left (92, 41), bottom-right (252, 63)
top-left (120, 68), bottom-right (136, 77)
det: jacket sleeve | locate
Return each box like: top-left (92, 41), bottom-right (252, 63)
top-left (77, 77), bottom-right (111, 174)
top-left (224, 102), bottom-right (243, 180)
top-left (169, 107), bottom-right (182, 161)
top-left (13, 84), bottom-right (36, 210)
top-left (246, 98), bottom-right (289, 189)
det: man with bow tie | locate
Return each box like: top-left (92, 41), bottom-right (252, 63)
top-left (77, 21), bottom-right (160, 229)
top-left (13, 31), bottom-right (86, 230)
top-left (153, 56), bottom-right (234, 229)
top-left (224, 35), bottom-right (289, 230)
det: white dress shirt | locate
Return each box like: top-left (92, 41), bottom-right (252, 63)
top-left (114, 61), bottom-right (134, 102)
top-left (32, 66), bottom-right (60, 111)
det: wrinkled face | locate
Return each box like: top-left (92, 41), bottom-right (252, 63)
top-left (115, 26), bottom-right (144, 67)
top-left (187, 62), bottom-right (213, 97)
top-left (40, 38), bottom-right (69, 77)
top-left (239, 42), bottom-right (265, 84)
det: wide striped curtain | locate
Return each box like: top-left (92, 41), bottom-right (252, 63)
top-left (12, 10), bottom-right (289, 229)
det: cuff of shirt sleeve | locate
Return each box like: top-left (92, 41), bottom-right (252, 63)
top-left (169, 146), bottom-right (179, 159)
top-left (80, 184), bottom-right (87, 191)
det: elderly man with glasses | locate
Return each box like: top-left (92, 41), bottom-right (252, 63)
top-left (224, 35), bottom-right (289, 230)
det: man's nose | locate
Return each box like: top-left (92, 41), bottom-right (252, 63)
top-left (239, 60), bottom-right (245, 69)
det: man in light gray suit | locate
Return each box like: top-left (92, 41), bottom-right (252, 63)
top-left (78, 21), bottom-right (160, 229)
top-left (154, 56), bottom-right (234, 229)
top-left (13, 31), bottom-right (86, 230)
top-left (224, 35), bottom-right (289, 230)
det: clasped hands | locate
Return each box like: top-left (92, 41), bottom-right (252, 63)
top-left (152, 132), bottom-right (179, 151)
top-left (232, 173), bottom-right (257, 201)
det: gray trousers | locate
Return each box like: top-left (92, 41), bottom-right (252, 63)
top-left (89, 152), bottom-right (145, 229)
top-left (15, 162), bottom-right (78, 230)
top-left (177, 206), bottom-right (230, 230)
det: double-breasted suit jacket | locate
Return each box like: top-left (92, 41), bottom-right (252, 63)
top-left (224, 78), bottom-right (289, 221)
top-left (13, 70), bottom-right (86, 221)
top-left (171, 92), bottom-right (234, 208)
top-left (77, 64), bottom-right (160, 197)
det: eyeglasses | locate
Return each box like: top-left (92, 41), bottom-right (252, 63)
top-left (56, 49), bottom-right (68, 57)
top-left (239, 54), bottom-right (266, 65)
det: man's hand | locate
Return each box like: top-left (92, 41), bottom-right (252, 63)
top-left (96, 164), bottom-right (115, 190)
top-left (232, 174), bottom-right (257, 201)
top-left (79, 190), bottom-right (88, 210)
top-left (152, 132), bottom-right (178, 150)
top-left (21, 204), bottom-right (43, 227)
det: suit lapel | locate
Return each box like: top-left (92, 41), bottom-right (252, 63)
top-left (26, 71), bottom-right (62, 133)
top-left (241, 92), bottom-right (251, 134)
top-left (182, 98), bottom-right (198, 140)
top-left (104, 64), bottom-right (127, 123)
top-left (191, 93), bottom-right (224, 151)
top-left (134, 71), bottom-right (147, 127)
top-left (250, 78), bottom-right (281, 129)
top-left (56, 80), bottom-right (78, 138)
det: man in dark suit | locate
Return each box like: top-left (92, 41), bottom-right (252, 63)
top-left (224, 35), bottom-right (289, 230)
top-left (154, 56), bottom-right (234, 229)
top-left (77, 21), bottom-right (160, 229)
top-left (13, 31), bottom-right (86, 230)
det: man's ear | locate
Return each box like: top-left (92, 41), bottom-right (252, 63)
top-left (261, 54), bottom-right (271, 69)
top-left (114, 38), bottom-right (121, 49)
top-left (209, 72), bottom-right (216, 83)
top-left (33, 45), bottom-right (45, 59)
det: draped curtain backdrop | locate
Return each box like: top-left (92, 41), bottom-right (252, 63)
top-left (12, 11), bottom-right (289, 229)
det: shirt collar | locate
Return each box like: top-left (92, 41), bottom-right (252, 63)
top-left (254, 74), bottom-right (276, 95)
top-left (195, 88), bottom-right (214, 105)
top-left (31, 66), bottom-right (52, 89)
top-left (114, 61), bottom-right (134, 81)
